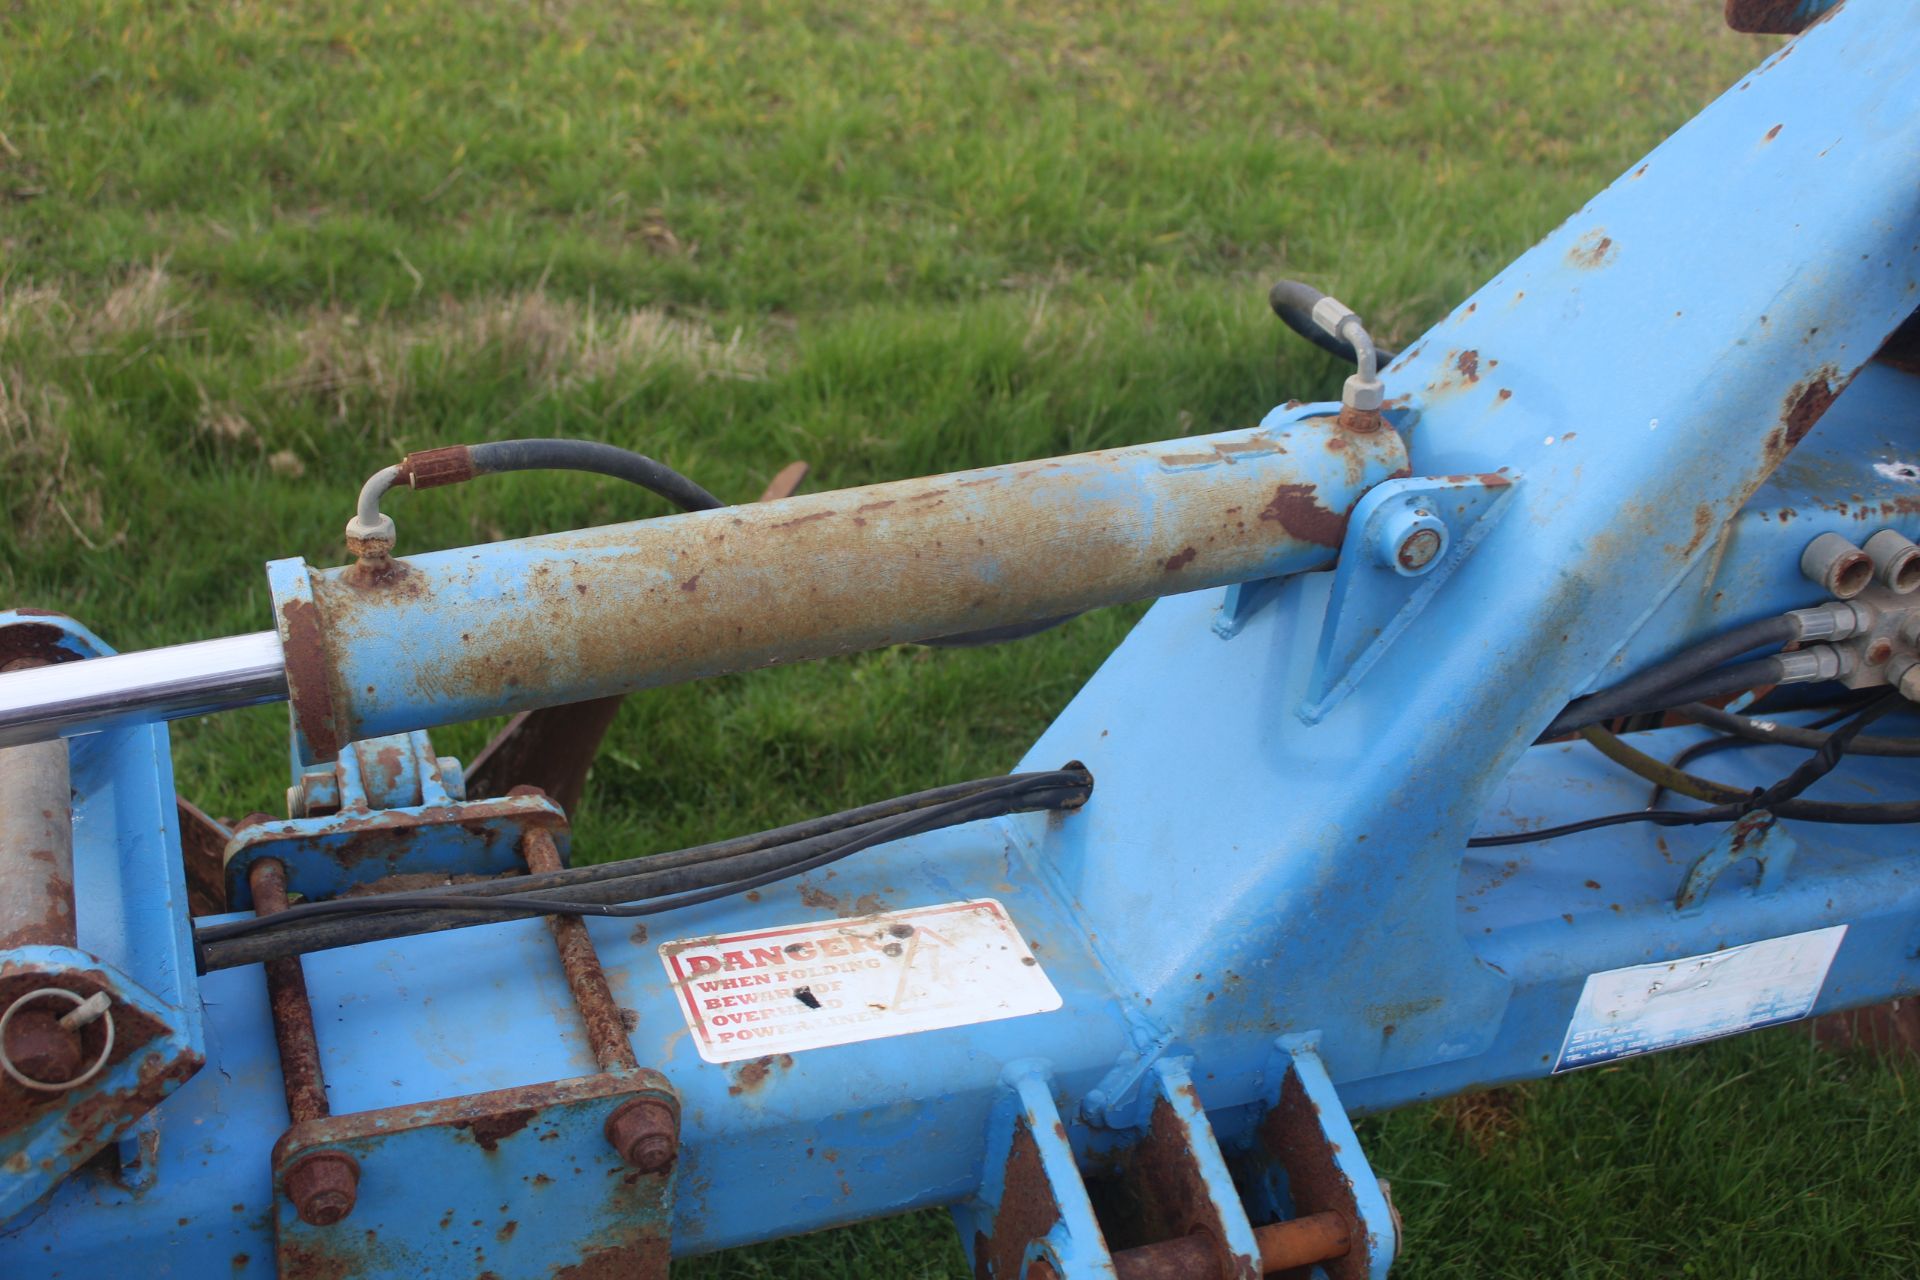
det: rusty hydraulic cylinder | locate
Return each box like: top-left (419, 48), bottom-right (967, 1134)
top-left (0, 659), bottom-right (75, 952)
top-left (270, 416), bottom-right (1406, 758)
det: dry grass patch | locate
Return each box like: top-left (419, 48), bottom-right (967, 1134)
top-left (279, 291), bottom-right (767, 420)
top-left (0, 368), bottom-right (114, 550)
top-left (0, 262), bottom-right (186, 350)
top-left (1431, 1085), bottom-right (1529, 1154)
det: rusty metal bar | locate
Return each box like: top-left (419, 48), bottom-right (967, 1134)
top-left (1255, 1212), bottom-right (1352, 1272)
top-left (1106, 1212), bottom-right (1351, 1278)
top-left (520, 823), bottom-right (640, 1073)
top-left (0, 658), bottom-right (75, 951)
top-left (249, 858), bottom-right (329, 1127)
top-left (251, 856), bottom-right (361, 1227)
top-left (273, 416), bottom-right (1406, 759)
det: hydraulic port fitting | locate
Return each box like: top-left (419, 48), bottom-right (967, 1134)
top-left (1800, 532), bottom-right (1873, 599)
top-left (1864, 530), bottom-right (1920, 594)
top-left (343, 464), bottom-right (402, 574)
top-left (1267, 280), bottom-right (1386, 431)
top-left (1887, 653), bottom-right (1920, 701)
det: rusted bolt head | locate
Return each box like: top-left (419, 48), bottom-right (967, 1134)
top-left (2, 1009), bottom-right (83, 1084)
top-left (286, 1152), bottom-right (360, 1226)
top-left (1374, 502), bottom-right (1448, 578)
top-left (605, 1097), bottom-right (678, 1174)
top-left (1397, 527), bottom-right (1443, 572)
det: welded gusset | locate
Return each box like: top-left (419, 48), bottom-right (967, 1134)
top-left (270, 414), bottom-right (1407, 760)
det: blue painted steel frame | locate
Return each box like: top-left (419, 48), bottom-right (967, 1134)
top-left (5, 5), bottom-right (1920, 1274)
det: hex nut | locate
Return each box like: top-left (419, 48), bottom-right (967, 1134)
top-left (605, 1096), bottom-right (678, 1174)
top-left (286, 1152), bottom-right (360, 1227)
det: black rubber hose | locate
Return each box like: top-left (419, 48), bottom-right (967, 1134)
top-left (468, 438), bottom-right (725, 513)
top-left (1542, 615), bottom-right (1800, 737)
top-left (1267, 280), bottom-right (1400, 366)
top-left (196, 768), bottom-right (1092, 971)
top-left (1683, 701), bottom-right (1920, 757)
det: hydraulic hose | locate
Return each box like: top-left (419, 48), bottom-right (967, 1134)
top-left (1543, 615), bottom-right (1801, 737)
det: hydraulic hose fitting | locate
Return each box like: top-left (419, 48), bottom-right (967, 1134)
top-left (1267, 280), bottom-right (1388, 431)
top-left (1776, 643), bottom-right (1854, 684)
top-left (1787, 599), bottom-right (1876, 642)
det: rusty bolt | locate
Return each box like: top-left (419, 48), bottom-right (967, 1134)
top-left (605, 1097), bottom-right (678, 1174)
top-left (1396, 526), bottom-right (1443, 572)
top-left (286, 1152), bottom-right (360, 1226)
top-left (1374, 502), bottom-right (1448, 578)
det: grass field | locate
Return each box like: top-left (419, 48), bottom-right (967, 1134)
top-left (6, 0), bottom-right (1920, 1275)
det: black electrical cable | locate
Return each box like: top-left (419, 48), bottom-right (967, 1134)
top-left (467, 438), bottom-right (725, 513)
top-left (197, 777), bottom-right (1085, 969)
top-left (195, 767), bottom-right (1091, 971)
top-left (1541, 614), bottom-right (1800, 738)
top-left (1475, 691), bottom-right (1911, 846)
top-left (1683, 701), bottom-right (1920, 757)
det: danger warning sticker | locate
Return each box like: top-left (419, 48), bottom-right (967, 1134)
top-left (658, 898), bottom-right (1061, 1063)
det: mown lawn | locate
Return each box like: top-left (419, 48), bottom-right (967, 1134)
top-left (5, 1), bottom-right (1918, 1275)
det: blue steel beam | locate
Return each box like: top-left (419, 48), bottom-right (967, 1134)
top-left (5, 3), bottom-right (1920, 1274)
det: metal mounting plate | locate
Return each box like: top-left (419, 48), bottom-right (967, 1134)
top-left (271, 1070), bottom-right (676, 1279)
top-left (1300, 472), bottom-right (1520, 723)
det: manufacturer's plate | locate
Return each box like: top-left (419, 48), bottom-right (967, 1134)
top-left (659, 898), bottom-right (1062, 1063)
top-left (1555, 924), bottom-right (1846, 1072)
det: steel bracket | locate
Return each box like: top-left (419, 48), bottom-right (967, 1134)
top-left (1674, 809), bottom-right (1798, 913)
top-left (1238, 1041), bottom-right (1398, 1280)
top-left (222, 792), bottom-right (569, 909)
top-left (1299, 472), bottom-right (1520, 723)
top-left (271, 1070), bottom-right (678, 1279)
top-left (0, 947), bottom-right (202, 1223)
top-left (957, 1062), bottom-right (1116, 1279)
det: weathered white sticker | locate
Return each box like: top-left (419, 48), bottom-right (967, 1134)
top-left (1554, 925), bottom-right (1846, 1073)
top-left (659, 898), bottom-right (1061, 1063)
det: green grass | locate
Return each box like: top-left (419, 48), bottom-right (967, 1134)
top-left (7, 0), bottom-right (1919, 1274)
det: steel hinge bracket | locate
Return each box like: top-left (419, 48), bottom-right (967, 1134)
top-left (1299, 471), bottom-right (1521, 723)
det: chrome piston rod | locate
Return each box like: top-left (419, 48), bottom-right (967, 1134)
top-left (0, 631), bottom-right (288, 750)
